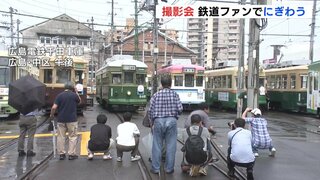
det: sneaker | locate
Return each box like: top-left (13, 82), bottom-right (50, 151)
top-left (26, 151), bottom-right (36, 157)
top-left (117, 157), bottom-right (122, 162)
top-left (254, 153), bottom-right (259, 157)
top-left (199, 167), bottom-right (207, 176)
top-left (228, 170), bottom-right (235, 178)
top-left (88, 153), bottom-right (94, 160)
top-left (131, 155), bottom-right (141, 161)
top-left (150, 169), bottom-right (159, 174)
top-left (103, 154), bottom-right (112, 160)
top-left (18, 150), bottom-right (26, 157)
top-left (68, 155), bottom-right (78, 160)
top-left (189, 165), bottom-right (200, 177)
top-left (269, 148), bottom-right (276, 157)
top-left (59, 154), bottom-right (66, 160)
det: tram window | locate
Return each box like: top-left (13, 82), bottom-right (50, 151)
top-left (124, 72), bottom-right (134, 83)
top-left (19, 68), bottom-right (28, 77)
top-left (56, 69), bottom-right (71, 83)
top-left (136, 74), bottom-right (146, 85)
top-left (276, 75), bottom-right (281, 89)
top-left (290, 75), bottom-right (296, 89)
top-left (227, 75), bottom-right (232, 88)
top-left (308, 74), bottom-right (313, 93)
top-left (196, 76), bottom-right (203, 87)
top-left (75, 70), bottom-right (84, 84)
top-left (221, 76), bottom-right (226, 88)
top-left (43, 69), bottom-right (52, 83)
top-left (281, 75), bottom-right (287, 89)
top-left (259, 78), bottom-right (264, 87)
top-left (209, 77), bottom-right (214, 88)
top-left (314, 73), bottom-right (318, 90)
top-left (301, 75), bottom-right (308, 89)
top-left (185, 74), bottom-right (194, 87)
top-left (0, 68), bottom-right (9, 86)
top-left (174, 75), bottom-right (183, 86)
top-left (112, 74), bottom-right (121, 84)
top-left (214, 77), bottom-right (221, 88)
top-left (270, 75), bottom-right (275, 89)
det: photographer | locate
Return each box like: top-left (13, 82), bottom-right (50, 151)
top-left (242, 108), bottom-right (276, 157)
top-left (227, 118), bottom-right (255, 180)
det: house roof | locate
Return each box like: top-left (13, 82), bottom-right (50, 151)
top-left (20, 14), bottom-right (104, 38)
top-left (121, 28), bottom-right (195, 55)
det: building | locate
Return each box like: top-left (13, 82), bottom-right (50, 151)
top-left (0, 25), bottom-right (10, 51)
top-left (20, 14), bottom-right (105, 87)
top-left (187, 18), bottom-right (241, 69)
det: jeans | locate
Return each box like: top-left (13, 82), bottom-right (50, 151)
top-left (227, 147), bottom-right (255, 180)
top-left (252, 144), bottom-right (274, 153)
top-left (151, 117), bottom-right (177, 173)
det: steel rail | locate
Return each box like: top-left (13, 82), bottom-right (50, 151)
top-left (114, 113), bottom-right (153, 180)
top-left (0, 116), bottom-right (50, 152)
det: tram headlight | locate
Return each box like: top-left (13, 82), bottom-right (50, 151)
top-left (127, 91), bottom-right (131, 96)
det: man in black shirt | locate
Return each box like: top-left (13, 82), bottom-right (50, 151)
top-left (88, 114), bottom-right (113, 160)
top-left (50, 82), bottom-right (81, 160)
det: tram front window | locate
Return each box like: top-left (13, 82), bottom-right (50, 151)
top-left (196, 76), bottom-right (203, 87)
top-left (174, 75), bottom-right (183, 86)
top-left (75, 70), bottom-right (84, 84)
top-left (136, 74), bottom-right (145, 85)
top-left (43, 69), bottom-right (52, 83)
top-left (112, 74), bottom-right (121, 84)
top-left (185, 74), bottom-right (194, 87)
top-left (56, 69), bottom-right (71, 83)
top-left (124, 72), bottom-right (134, 84)
top-left (0, 68), bottom-right (9, 86)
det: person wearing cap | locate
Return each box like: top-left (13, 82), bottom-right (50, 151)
top-left (50, 81), bottom-right (81, 160)
top-left (242, 107), bottom-right (276, 157)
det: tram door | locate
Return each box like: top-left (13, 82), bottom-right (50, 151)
top-left (307, 72), bottom-right (319, 112)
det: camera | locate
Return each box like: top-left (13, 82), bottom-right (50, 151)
top-left (227, 122), bottom-right (236, 130)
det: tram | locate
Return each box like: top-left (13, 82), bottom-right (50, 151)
top-left (265, 64), bottom-right (308, 112)
top-left (307, 61), bottom-right (320, 116)
top-left (95, 55), bottom-right (148, 111)
top-left (0, 52), bottom-right (39, 118)
top-left (205, 66), bottom-right (267, 110)
top-left (38, 56), bottom-right (88, 114)
top-left (157, 62), bottom-right (205, 110)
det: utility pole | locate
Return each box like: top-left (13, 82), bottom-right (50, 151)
top-left (247, 0), bottom-right (261, 109)
top-left (200, 19), bottom-right (205, 66)
top-left (134, 0), bottom-right (139, 60)
top-left (90, 17), bottom-right (94, 91)
top-left (309, 0), bottom-right (317, 63)
top-left (16, 19), bottom-right (20, 49)
top-left (110, 0), bottom-right (114, 57)
top-left (152, 0), bottom-right (159, 95)
top-left (236, 0), bottom-right (246, 118)
top-left (9, 7), bottom-right (14, 47)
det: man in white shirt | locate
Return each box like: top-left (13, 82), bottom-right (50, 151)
top-left (227, 118), bottom-right (255, 180)
top-left (116, 112), bottom-right (141, 162)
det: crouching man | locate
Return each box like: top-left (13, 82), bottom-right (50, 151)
top-left (181, 114), bottom-right (213, 176)
top-left (227, 118), bottom-right (255, 180)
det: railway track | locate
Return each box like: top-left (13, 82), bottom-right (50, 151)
top-left (115, 110), bottom-right (247, 180)
top-left (0, 116), bottom-right (50, 153)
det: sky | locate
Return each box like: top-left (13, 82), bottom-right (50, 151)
top-left (0, 0), bottom-right (319, 62)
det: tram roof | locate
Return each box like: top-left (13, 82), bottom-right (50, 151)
top-left (264, 65), bottom-right (308, 73)
top-left (97, 56), bottom-right (147, 72)
top-left (158, 64), bottom-right (204, 74)
top-left (309, 60), bottom-right (320, 71)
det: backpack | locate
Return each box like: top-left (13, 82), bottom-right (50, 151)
top-left (184, 127), bottom-right (207, 165)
